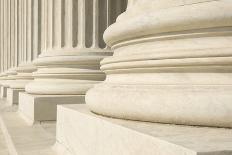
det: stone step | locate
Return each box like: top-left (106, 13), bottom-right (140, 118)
top-left (0, 120), bottom-right (9, 155)
top-left (56, 104), bottom-right (232, 155)
top-left (0, 99), bottom-right (58, 155)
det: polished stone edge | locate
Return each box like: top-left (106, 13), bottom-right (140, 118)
top-left (56, 104), bottom-right (232, 155)
top-left (18, 92), bottom-right (85, 125)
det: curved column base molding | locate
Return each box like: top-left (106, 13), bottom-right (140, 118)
top-left (25, 79), bottom-right (101, 95)
top-left (8, 80), bottom-right (33, 89)
top-left (87, 83), bottom-right (232, 128)
top-left (7, 64), bottom-right (37, 89)
top-left (26, 51), bottom-right (111, 95)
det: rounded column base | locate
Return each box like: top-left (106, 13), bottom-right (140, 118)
top-left (7, 64), bottom-right (37, 89)
top-left (86, 82), bottom-right (232, 128)
top-left (25, 50), bottom-right (111, 95)
top-left (25, 79), bottom-right (101, 95)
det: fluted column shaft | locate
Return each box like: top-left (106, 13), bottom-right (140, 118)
top-left (25, 0), bottom-right (127, 95)
top-left (0, 0), bottom-right (3, 73)
top-left (6, 0), bottom-right (40, 89)
top-left (0, 0), bottom-right (16, 87)
top-left (86, 0), bottom-right (232, 128)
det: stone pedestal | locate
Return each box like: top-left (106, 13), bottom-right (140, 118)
top-left (55, 104), bottom-right (232, 155)
top-left (18, 92), bottom-right (85, 125)
top-left (0, 86), bottom-right (7, 98)
top-left (6, 88), bottom-right (24, 106)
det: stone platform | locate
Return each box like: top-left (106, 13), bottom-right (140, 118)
top-left (0, 99), bottom-right (57, 155)
top-left (0, 86), bottom-right (7, 98)
top-left (7, 88), bottom-right (24, 106)
top-left (0, 120), bottom-right (9, 155)
top-left (18, 92), bottom-right (84, 125)
top-left (56, 104), bottom-right (232, 155)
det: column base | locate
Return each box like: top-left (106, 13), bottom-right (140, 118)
top-left (56, 104), bottom-right (232, 155)
top-left (18, 92), bottom-right (85, 125)
top-left (0, 86), bottom-right (8, 98)
top-left (6, 88), bottom-right (24, 106)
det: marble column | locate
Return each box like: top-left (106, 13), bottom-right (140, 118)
top-left (0, 0), bottom-right (12, 98)
top-left (7, 0), bottom-right (37, 91)
top-left (18, 0), bottom-right (127, 124)
top-left (0, 0), bottom-right (5, 88)
top-left (5, 0), bottom-right (40, 105)
top-left (0, 0), bottom-right (3, 74)
top-left (25, 0), bottom-right (126, 95)
top-left (86, 0), bottom-right (232, 128)
top-left (5, 0), bottom-right (18, 84)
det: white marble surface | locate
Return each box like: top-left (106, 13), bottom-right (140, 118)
top-left (0, 98), bottom-right (57, 155)
top-left (0, 121), bottom-right (9, 155)
top-left (56, 104), bottom-right (232, 155)
top-left (18, 92), bottom-right (85, 125)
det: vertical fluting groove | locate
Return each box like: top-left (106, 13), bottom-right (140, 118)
top-left (48, 0), bottom-right (53, 49)
top-left (10, 0), bottom-right (15, 67)
top-left (20, 0), bottom-right (23, 64)
top-left (78, 0), bottom-right (86, 48)
top-left (15, 0), bottom-right (18, 66)
top-left (18, 0), bottom-right (21, 64)
top-left (65, 0), bottom-right (71, 48)
top-left (8, 0), bottom-right (11, 68)
top-left (85, 0), bottom-right (93, 48)
top-left (53, 0), bottom-right (62, 48)
top-left (20, 0), bottom-right (23, 63)
top-left (27, 0), bottom-right (32, 62)
top-left (37, 0), bottom-right (41, 55)
top-left (40, 0), bottom-right (44, 52)
top-left (92, 0), bottom-right (99, 49)
top-left (61, 0), bottom-right (65, 47)
top-left (33, 0), bottom-right (38, 59)
top-left (5, 0), bottom-right (8, 69)
top-left (106, 0), bottom-right (111, 27)
top-left (24, 0), bottom-right (27, 63)
top-left (2, 0), bottom-right (4, 70)
top-left (0, 0), bottom-right (1, 72)
top-left (33, 0), bottom-right (41, 59)
top-left (0, 0), bottom-right (3, 71)
top-left (99, 0), bottom-right (107, 49)
top-left (22, 0), bottom-right (25, 63)
top-left (7, 0), bottom-right (9, 68)
top-left (41, 0), bottom-right (46, 52)
top-left (4, 0), bottom-right (7, 70)
top-left (0, 0), bottom-right (2, 71)
top-left (72, 0), bottom-right (78, 48)
top-left (30, 0), bottom-right (34, 61)
top-left (104, 0), bottom-right (111, 49)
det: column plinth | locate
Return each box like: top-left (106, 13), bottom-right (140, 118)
top-left (86, 0), bottom-right (232, 128)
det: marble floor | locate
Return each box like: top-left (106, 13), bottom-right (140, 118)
top-left (0, 98), bottom-right (57, 155)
